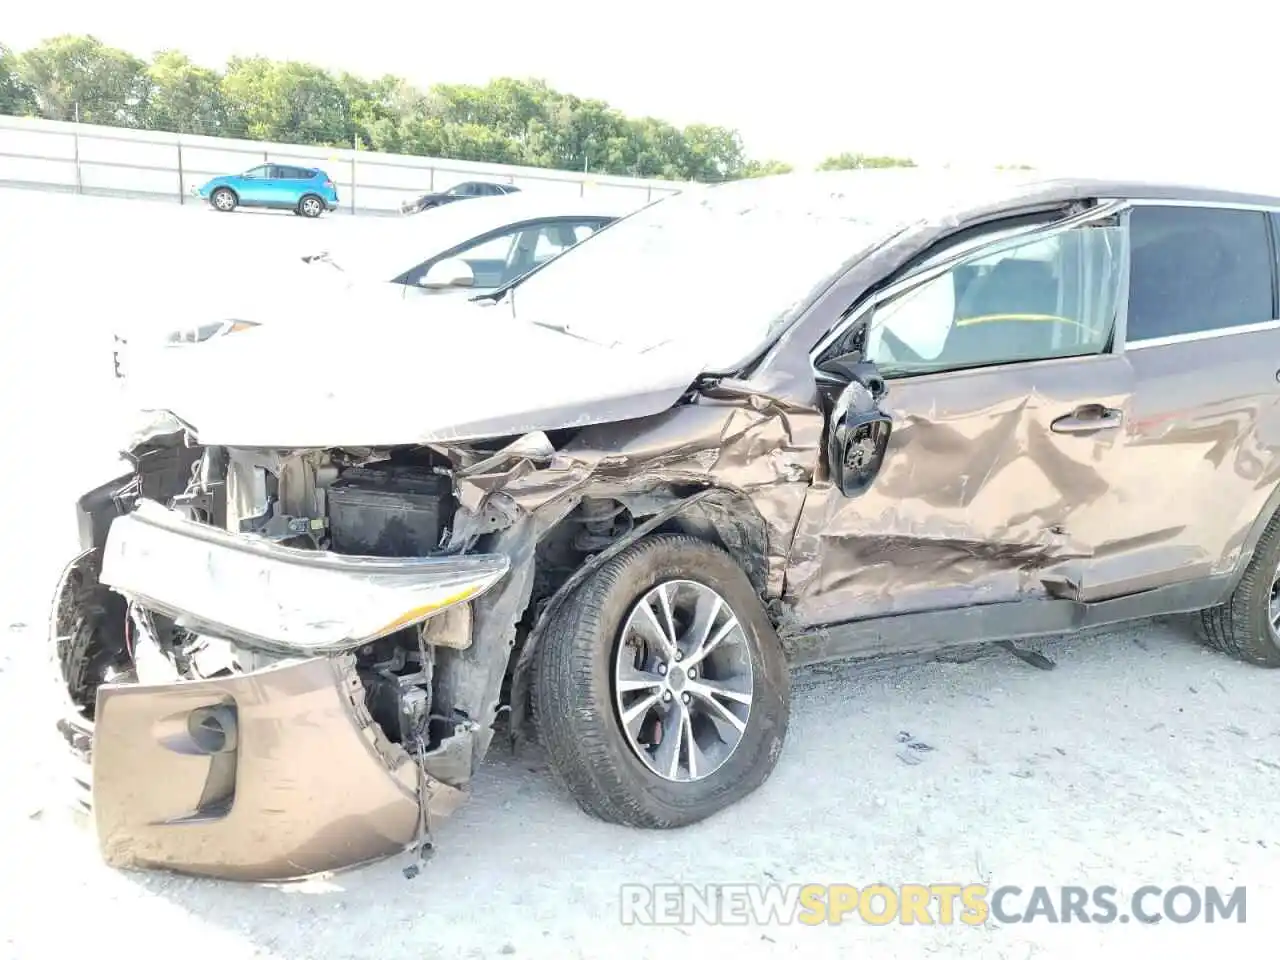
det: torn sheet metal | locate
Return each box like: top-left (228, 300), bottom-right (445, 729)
top-left (449, 385), bottom-right (825, 600)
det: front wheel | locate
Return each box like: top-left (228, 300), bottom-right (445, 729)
top-left (297, 195), bottom-right (324, 218)
top-left (210, 188), bottom-right (237, 212)
top-left (534, 534), bottom-right (790, 828)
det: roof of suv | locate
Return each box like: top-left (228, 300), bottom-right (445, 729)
top-left (717, 169), bottom-right (1280, 225)
top-left (976, 175), bottom-right (1280, 208)
top-left (418, 191), bottom-right (645, 222)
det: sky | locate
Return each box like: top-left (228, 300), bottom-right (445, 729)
top-left (6, 0), bottom-right (1279, 182)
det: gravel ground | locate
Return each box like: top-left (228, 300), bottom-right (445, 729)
top-left (1, 190), bottom-right (1277, 960)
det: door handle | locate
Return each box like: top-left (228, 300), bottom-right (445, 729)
top-left (1051, 404), bottom-right (1123, 435)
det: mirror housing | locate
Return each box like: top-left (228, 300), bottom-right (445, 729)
top-left (826, 363), bottom-right (893, 498)
top-left (419, 258), bottom-right (475, 289)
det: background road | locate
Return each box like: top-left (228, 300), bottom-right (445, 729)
top-left (1, 190), bottom-right (1276, 959)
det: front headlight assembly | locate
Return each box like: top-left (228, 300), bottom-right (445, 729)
top-left (100, 501), bottom-right (509, 656)
top-left (167, 319), bottom-right (261, 345)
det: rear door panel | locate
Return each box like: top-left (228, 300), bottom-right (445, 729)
top-left (1102, 202), bottom-right (1280, 595)
top-left (1106, 327), bottom-right (1280, 594)
top-left (261, 165), bottom-right (295, 207)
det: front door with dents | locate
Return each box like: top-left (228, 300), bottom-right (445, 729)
top-left (791, 208), bottom-right (1163, 626)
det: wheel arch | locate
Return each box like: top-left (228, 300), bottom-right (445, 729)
top-left (505, 484), bottom-right (772, 744)
top-left (638, 487), bottom-right (771, 599)
top-left (1225, 481), bottom-right (1280, 596)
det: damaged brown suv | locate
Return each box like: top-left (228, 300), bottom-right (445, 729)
top-left (51, 171), bottom-right (1280, 881)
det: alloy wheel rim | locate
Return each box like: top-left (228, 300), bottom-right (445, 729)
top-left (612, 579), bottom-right (753, 783)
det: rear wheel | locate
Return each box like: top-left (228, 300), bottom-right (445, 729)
top-left (210, 188), bottom-right (237, 212)
top-left (1198, 510), bottom-right (1280, 665)
top-left (298, 195), bottom-right (324, 218)
top-left (534, 535), bottom-right (790, 827)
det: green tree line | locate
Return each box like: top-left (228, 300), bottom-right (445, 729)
top-left (0, 36), bottom-right (1027, 181)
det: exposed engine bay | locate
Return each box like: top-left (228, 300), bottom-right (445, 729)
top-left (54, 373), bottom-right (812, 880)
top-left (60, 425), bottom-right (652, 793)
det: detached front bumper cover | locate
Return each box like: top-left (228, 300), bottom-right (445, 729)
top-left (101, 499), bottom-right (509, 655)
top-left (53, 499), bottom-right (510, 880)
top-left (88, 654), bottom-right (468, 881)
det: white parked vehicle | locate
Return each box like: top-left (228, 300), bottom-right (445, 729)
top-left (112, 193), bottom-right (641, 379)
top-left (300, 192), bottom-right (636, 298)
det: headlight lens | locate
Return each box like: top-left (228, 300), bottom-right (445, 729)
top-left (167, 320), bottom-right (260, 344)
top-left (100, 501), bottom-right (508, 655)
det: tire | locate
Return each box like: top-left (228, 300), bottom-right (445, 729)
top-left (534, 534), bottom-right (790, 828)
top-left (210, 187), bottom-right (237, 212)
top-left (1197, 509), bottom-right (1280, 666)
top-left (297, 194), bottom-right (324, 218)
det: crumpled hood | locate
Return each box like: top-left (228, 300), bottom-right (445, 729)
top-left (123, 295), bottom-right (704, 448)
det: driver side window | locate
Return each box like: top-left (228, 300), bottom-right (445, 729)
top-left (449, 227), bottom-right (522, 287)
top-left (865, 222), bottom-right (1124, 375)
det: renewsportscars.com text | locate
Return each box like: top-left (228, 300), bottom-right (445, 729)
top-left (619, 883), bottom-right (1247, 926)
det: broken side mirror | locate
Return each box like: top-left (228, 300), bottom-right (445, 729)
top-left (419, 258), bottom-right (475, 289)
top-left (826, 365), bottom-right (892, 498)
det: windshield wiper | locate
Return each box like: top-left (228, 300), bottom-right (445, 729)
top-left (528, 318), bottom-right (599, 344)
top-left (300, 251), bottom-right (343, 272)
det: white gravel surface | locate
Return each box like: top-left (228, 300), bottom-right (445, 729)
top-left (1, 189), bottom-right (1278, 960)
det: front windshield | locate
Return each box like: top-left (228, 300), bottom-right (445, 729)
top-left (314, 199), bottom-right (528, 280)
top-left (507, 169), bottom-right (1039, 372)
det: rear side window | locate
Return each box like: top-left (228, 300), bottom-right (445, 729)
top-left (1126, 205), bottom-right (1275, 342)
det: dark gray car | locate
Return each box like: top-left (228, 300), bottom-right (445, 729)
top-left (51, 170), bottom-right (1280, 880)
top-left (400, 180), bottom-right (521, 215)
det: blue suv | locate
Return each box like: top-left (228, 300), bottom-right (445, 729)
top-left (195, 164), bottom-right (340, 217)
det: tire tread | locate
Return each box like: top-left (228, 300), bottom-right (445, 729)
top-left (1197, 509), bottom-right (1280, 666)
top-left (533, 534), bottom-right (788, 828)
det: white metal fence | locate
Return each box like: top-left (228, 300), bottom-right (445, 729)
top-left (0, 114), bottom-right (689, 215)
